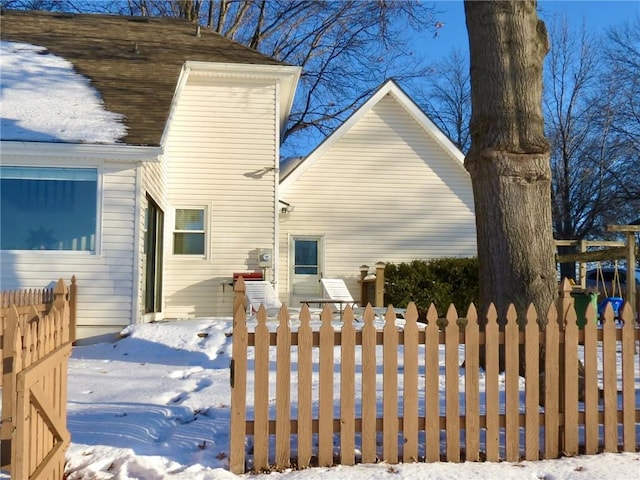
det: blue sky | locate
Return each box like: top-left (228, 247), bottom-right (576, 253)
top-left (416, 0), bottom-right (640, 63)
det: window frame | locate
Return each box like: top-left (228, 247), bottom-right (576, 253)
top-left (172, 206), bottom-right (207, 258)
top-left (0, 164), bottom-right (102, 255)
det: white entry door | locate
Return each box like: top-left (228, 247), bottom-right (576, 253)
top-left (290, 236), bottom-right (323, 306)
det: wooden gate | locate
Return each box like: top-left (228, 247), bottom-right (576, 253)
top-left (1, 279), bottom-right (73, 480)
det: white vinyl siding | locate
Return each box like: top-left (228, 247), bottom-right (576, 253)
top-left (162, 75), bottom-right (278, 318)
top-left (279, 94), bottom-right (476, 302)
top-left (0, 162), bottom-right (140, 340)
top-left (142, 159), bottom-right (168, 212)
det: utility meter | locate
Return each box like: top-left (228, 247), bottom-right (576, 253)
top-left (258, 248), bottom-right (273, 268)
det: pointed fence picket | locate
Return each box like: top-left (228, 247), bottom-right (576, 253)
top-left (229, 277), bottom-right (639, 474)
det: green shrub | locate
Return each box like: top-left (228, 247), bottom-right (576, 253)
top-left (384, 257), bottom-right (479, 317)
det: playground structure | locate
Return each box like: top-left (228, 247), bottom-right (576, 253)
top-left (556, 224), bottom-right (639, 320)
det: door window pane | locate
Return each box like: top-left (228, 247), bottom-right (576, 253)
top-left (0, 166), bottom-right (97, 251)
top-left (294, 240), bottom-right (318, 274)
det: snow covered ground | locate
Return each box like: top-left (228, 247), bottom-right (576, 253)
top-left (3, 316), bottom-right (636, 480)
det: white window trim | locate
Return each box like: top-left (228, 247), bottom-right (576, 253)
top-left (172, 206), bottom-right (208, 258)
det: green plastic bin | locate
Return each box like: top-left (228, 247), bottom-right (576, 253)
top-left (571, 291), bottom-right (599, 327)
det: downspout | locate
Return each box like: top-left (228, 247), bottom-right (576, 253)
top-left (273, 80), bottom-right (281, 289)
top-left (131, 163), bottom-right (143, 325)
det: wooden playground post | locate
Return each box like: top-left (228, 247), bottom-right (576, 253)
top-left (359, 265), bottom-right (369, 306)
top-left (606, 224), bottom-right (639, 321)
top-left (375, 261), bottom-right (385, 308)
top-left (579, 240), bottom-right (587, 289)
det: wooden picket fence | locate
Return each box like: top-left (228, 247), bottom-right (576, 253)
top-left (0, 276), bottom-right (77, 356)
top-left (0, 278), bottom-right (76, 480)
top-left (229, 277), bottom-right (639, 474)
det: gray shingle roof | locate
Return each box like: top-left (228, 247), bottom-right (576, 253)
top-left (1, 10), bottom-right (285, 146)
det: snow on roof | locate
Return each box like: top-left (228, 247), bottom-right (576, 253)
top-left (0, 40), bottom-right (127, 144)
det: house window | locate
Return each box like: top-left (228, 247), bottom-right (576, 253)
top-left (173, 208), bottom-right (205, 255)
top-left (0, 166), bottom-right (98, 251)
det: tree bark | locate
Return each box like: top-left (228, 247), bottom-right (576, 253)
top-left (464, 0), bottom-right (557, 321)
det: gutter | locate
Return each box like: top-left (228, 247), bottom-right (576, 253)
top-left (1, 141), bottom-right (163, 163)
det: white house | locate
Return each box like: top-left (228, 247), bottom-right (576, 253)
top-left (1, 10), bottom-right (299, 341)
top-left (1, 11), bottom-right (476, 342)
top-left (278, 80), bottom-right (477, 306)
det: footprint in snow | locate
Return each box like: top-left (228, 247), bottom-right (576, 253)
top-left (194, 378), bottom-right (213, 392)
top-left (169, 391), bottom-right (187, 404)
top-left (168, 366), bottom-right (204, 380)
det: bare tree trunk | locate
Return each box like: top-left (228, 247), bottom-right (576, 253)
top-left (207, 0), bottom-right (214, 29)
top-left (464, 0), bottom-right (557, 321)
top-left (178, 0), bottom-right (201, 23)
top-left (463, 1), bottom-right (585, 405)
top-left (249, 0), bottom-right (267, 49)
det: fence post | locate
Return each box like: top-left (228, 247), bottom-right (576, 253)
top-left (359, 264), bottom-right (369, 305)
top-left (624, 231), bottom-right (636, 322)
top-left (620, 303), bottom-right (636, 451)
top-left (0, 306), bottom-right (19, 471)
top-left (233, 276), bottom-right (247, 318)
top-left (229, 276), bottom-right (248, 474)
top-left (375, 261), bottom-right (385, 308)
top-left (556, 278), bottom-right (573, 454)
top-left (318, 307), bottom-right (335, 467)
top-left (69, 276), bottom-right (77, 344)
top-left (53, 279), bottom-right (69, 344)
top-left (556, 278), bottom-right (573, 320)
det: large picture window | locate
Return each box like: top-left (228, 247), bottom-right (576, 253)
top-left (0, 166), bottom-right (98, 251)
top-left (173, 208), bottom-right (205, 255)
